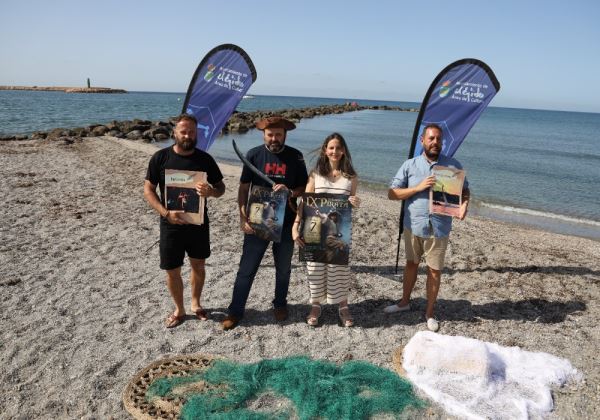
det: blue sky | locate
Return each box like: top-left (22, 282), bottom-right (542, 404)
top-left (1, 0), bottom-right (599, 112)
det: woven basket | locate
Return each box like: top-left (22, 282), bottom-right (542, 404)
top-left (122, 353), bottom-right (223, 419)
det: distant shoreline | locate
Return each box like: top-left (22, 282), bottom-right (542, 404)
top-left (0, 85), bottom-right (126, 93)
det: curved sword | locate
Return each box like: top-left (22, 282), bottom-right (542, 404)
top-left (232, 139), bottom-right (275, 186)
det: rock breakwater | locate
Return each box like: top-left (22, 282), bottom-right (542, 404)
top-left (0, 103), bottom-right (417, 142)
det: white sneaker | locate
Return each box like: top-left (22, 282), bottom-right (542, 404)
top-left (426, 318), bottom-right (440, 332)
top-left (383, 303), bottom-right (410, 314)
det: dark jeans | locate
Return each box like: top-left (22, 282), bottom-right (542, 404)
top-left (228, 226), bottom-right (294, 317)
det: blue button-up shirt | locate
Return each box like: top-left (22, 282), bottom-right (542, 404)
top-left (390, 154), bottom-right (468, 238)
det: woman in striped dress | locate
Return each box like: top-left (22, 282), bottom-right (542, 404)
top-left (292, 133), bottom-right (360, 327)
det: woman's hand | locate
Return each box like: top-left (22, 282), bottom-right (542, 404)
top-left (292, 224), bottom-right (305, 247)
top-left (349, 195), bottom-right (361, 208)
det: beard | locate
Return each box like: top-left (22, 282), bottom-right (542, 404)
top-left (424, 150), bottom-right (439, 160)
top-left (176, 137), bottom-right (197, 151)
top-left (267, 141), bottom-right (284, 153)
top-left (423, 145), bottom-right (440, 160)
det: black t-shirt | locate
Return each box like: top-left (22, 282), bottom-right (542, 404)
top-left (146, 146), bottom-right (223, 226)
top-left (241, 144), bottom-right (308, 224)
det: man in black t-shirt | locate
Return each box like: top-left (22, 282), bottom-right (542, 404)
top-left (222, 116), bottom-right (308, 330)
top-left (144, 114), bottom-right (225, 328)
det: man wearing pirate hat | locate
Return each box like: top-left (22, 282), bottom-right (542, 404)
top-left (223, 116), bottom-right (308, 330)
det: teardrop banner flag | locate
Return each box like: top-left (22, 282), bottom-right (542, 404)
top-left (395, 59), bottom-right (500, 272)
top-left (182, 44), bottom-right (257, 151)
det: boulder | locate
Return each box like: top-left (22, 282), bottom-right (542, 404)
top-left (152, 126), bottom-right (170, 137)
top-left (119, 120), bottom-right (151, 134)
top-left (142, 129), bottom-right (153, 140)
top-left (106, 130), bottom-right (124, 138)
top-left (228, 122), bottom-right (250, 133)
top-left (46, 128), bottom-right (70, 140)
top-left (30, 131), bottom-right (47, 139)
top-left (143, 126), bottom-right (170, 140)
top-left (71, 127), bottom-right (89, 137)
top-left (126, 130), bottom-right (143, 140)
top-left (105, 121), bottom-right (120, 130)
top-left (92, 125), bottom-right (110, 136)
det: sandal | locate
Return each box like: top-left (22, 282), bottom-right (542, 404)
top-left (191, 307), bottom-right (209, 321)
top-left (306, 304), bottom-right (321, 327)
top-left (338, 306), bottom-right (354, 328)
top-left (165, 313), bottom-right (185, 328)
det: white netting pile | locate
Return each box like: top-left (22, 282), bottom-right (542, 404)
top-left (402, 331), bottom-right (582, 419)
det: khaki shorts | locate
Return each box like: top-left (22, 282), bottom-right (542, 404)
top-left (404, 228), bottom-right (448, 271)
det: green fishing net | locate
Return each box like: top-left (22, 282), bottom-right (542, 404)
top-left (145, 355), bottom-right (424, 419)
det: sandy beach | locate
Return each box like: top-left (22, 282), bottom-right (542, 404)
top-left (1, 135), bottom-right (599, 419)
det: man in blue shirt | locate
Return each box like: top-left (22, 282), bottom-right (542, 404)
top-left (384, 124), bottom-right (470, 331)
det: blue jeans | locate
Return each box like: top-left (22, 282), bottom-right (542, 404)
top-left (228, 227), bottom-right (295, 317)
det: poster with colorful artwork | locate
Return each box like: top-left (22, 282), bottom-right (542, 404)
top-left (165, 169), bottom-right (207, 225)
top-left (429, 165), bottom-right (466, 218)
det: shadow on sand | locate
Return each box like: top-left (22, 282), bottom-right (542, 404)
top-left (209, 297), bottom-right (585, 329)
top-left (351, 264), bottom-right (600, 281)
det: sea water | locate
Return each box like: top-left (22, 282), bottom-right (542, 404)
top-left (1, 90), bottom-right (599, 240)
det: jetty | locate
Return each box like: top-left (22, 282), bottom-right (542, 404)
top-left (0, 103), bottom-right (418, 141)
top-left (0, 85), bottom-right (126, 94)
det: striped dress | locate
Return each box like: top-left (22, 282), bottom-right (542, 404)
top-left (307, 172), bottom-right (353, 304)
